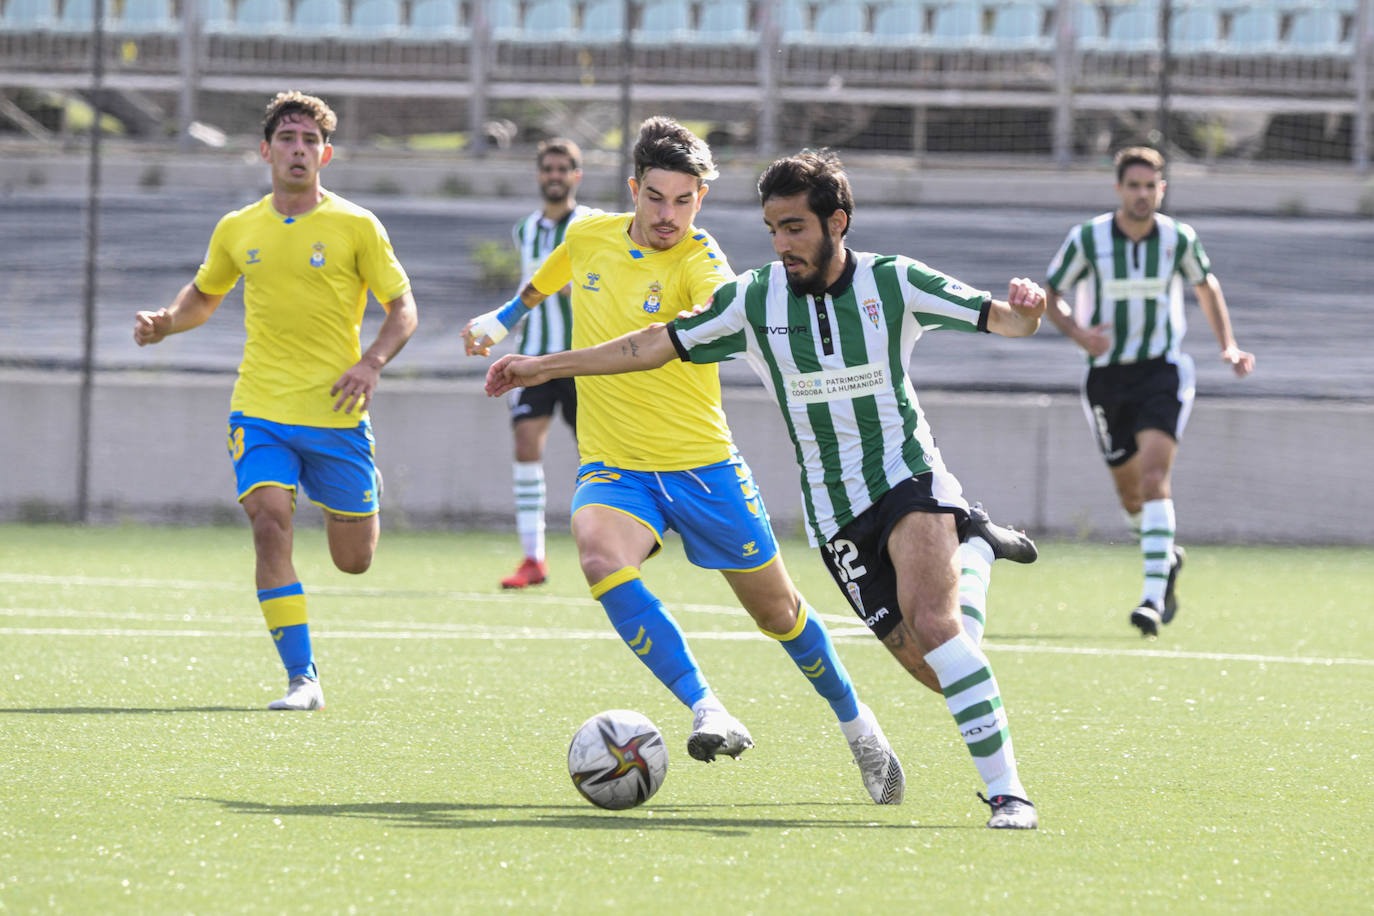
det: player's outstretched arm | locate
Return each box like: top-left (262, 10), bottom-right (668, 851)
top-left (486, 324), bottom-right (677, 397)
top-left (1194, 275), bottom-right (1255, 377)
top-left (985, 277), bottom-right (1047, 338)
top-left (332, 290), bottom-right (419, 414)
top-left (1042, 286), bottom-right (1112, 357)
top-left (133, 282), bottom-right (224, 346)
top-left (462, 281), bottom-right (547, 357)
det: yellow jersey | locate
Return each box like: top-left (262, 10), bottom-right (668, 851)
top-left (193, 191), bottom-right (411, 427)
top-left (531, 210), bottom-right (734, 471)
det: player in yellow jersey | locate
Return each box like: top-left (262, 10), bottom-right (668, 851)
top-left (133, 91), bottom-right (418, 711)
top-left (462, 118), bottom-right (904, 804)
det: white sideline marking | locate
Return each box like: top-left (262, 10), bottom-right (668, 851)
top-left (3, 573), bottom-right (1371, 667)
top-left (0, 611), bottom-right (1370, 667)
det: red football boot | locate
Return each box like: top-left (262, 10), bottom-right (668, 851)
top-left (501, 557), bottom-right (548, 589)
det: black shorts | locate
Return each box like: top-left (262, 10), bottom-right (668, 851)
top-left (508, 377), bottom-right (577, 429)
top-left (1082, 355), bottom-right (1195, 467)
top-left (818, 475), bottom-right (969, 640)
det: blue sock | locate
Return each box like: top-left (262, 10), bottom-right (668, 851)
top-left (593, 568), bottom-right (710, 709)
top-left (258, 583), bottom-right (315, 680)
top-left (765, 601), bottom-right (860, 723)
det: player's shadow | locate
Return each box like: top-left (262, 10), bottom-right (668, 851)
top-left (193, 797), bottom-right (962, 835)
top-left (0, 705), bottom-right (261, 715)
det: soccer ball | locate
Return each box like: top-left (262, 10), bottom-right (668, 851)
top-left (567, 709), bottom-right (668, 810)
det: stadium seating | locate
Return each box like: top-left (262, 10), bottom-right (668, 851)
top-left (1285, 6), bottom-right (1342, 51)
top-left (201, 0), bottom-right (234, 33)
top-left (232, 0), bottom-right (288, 32)
top-left (521, 0), bottom-right (574, 40)
top-left (348, 0), bottom-right (401, 36)
top-left (406, 0), bottom-right (464, 38)
top-left (637, 0), bottom-right (689, 40)
top-left (1225, 6), bottom-right (1280, 51)
top-left (1, 0), bottom-right (55, 29)
top-left (870, 0), bottom-right (924, 44)
top-left (1103, 0), bottom-right (1158, 48)
top-left (291, 0), bottom-right (345, 36)
top-left (485, 0), bottom-right (520, 39)
top-left (694, 0), bottom-right (751, 44)
top-left (930, 1), bottom-right (985, 45)
top-left (1070, 0), bottom-right (1106, 47)
top-left (54, 0), bottom-right (98, 30)
top-left (775, 0), bottom-right (810, 39)
top-left (578, 0), bottom-right (623, 42)
top-left (1168, 2), bottom-right (1219, 51)
top-left (990, 0), bottom-right (1050, 47)
top-left (115, 0), bottom-right (175, 33)
top-left (809, 0), bottom-right (867, 45)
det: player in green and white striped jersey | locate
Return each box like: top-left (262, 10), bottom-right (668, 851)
top-left (484, 151), bottom-right (1046, 829)
top-left (494, 139), bottom-right (590, 590)
top-left (1044, 147), bottom-right (1254, 637)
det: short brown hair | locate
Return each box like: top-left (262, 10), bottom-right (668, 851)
top-left (537, 138), bottom-right (582, 171)
top-left (1114, 146), bottom-right (1165, 182)
top-left (263, 91), bottom-right (338, 143)
top-left (632, 117), bottom-right (717, 184)
top-left (757, 149), bottom-right (854, 237)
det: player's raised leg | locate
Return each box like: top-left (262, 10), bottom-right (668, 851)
top-left (890, 511), bottom-right (1036, 828)
top-left (960, 502), bottom-right (1037, 644)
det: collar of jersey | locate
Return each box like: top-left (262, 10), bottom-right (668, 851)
top-left (818, 248), bottom-right (858, 298)
top-left (1111, 214), bottom-right (1160, 243)
top-left (270, 191), bottom-right (328, 224)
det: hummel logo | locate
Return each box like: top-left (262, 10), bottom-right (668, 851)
top-left (246, 249), bottom-right (261, 264)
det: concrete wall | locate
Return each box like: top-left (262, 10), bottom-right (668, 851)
top-left (2, 369), bottom-right (1372, 544)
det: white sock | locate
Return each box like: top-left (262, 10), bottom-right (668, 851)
top-left (838, 701), bottom-right (876, 742)
top-left (1139, 498), bottom-right (1176, 608)
top-left (513, 461), bottom-right (546, 561)
top-left (958, 537), bottom-right (994, 644)
top-left (1124, 508), bottom-right (1143, 537)
top-left (924, 631), bottom-right (1027, 800)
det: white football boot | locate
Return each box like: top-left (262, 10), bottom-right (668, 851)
top-left (268, 675), bottom-right (325, 711)
top-left (687, 706), bottom-right (753, 762)
top-left (848, 705), bottom-right (905, 804)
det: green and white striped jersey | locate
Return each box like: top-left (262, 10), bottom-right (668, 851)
top-left (670, 250), bottom-right (989, 546)
top-left (1046, 212), bottom-right (1211, 368)
top-left (512, 205), bottom-right (591, 356)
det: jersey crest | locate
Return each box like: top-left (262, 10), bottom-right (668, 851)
top-left (309, 242), bottom-right (326, 268)
top-left (861, 297), bottom-right (881, 328)
top-left (642, 281), bottom-right (663, 314)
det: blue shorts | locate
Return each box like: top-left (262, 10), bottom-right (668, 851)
top-left (571, 452), bottom-right (779, 572)
top-left (227, 413), bottom-right (379, 516)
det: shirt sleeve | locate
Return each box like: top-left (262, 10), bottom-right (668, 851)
top-left (670, 277), bottom-right (750, 364)
top-left (901, 256), bottom-right (989, 333)
top-left (356, 213), bottom-right (411, 305)
top-left (683, 231), bottom-right (736, 309)
top-left (1177, 223), bottom-right (1212, 285)
top-left (530, 241), bottom-right (573, 296)
top-left (192, 215), bottom-right (242, 297)
top-left (1046, 225), bottom-right (1090, 294)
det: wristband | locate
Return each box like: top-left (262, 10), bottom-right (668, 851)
top-left (495, 296), bottom-right (525, 331)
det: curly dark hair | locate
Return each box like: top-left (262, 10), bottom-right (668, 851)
top-left (263, 91), bottom-right (338, 143)
top-left (756, 149), bottom-right (854, 237)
